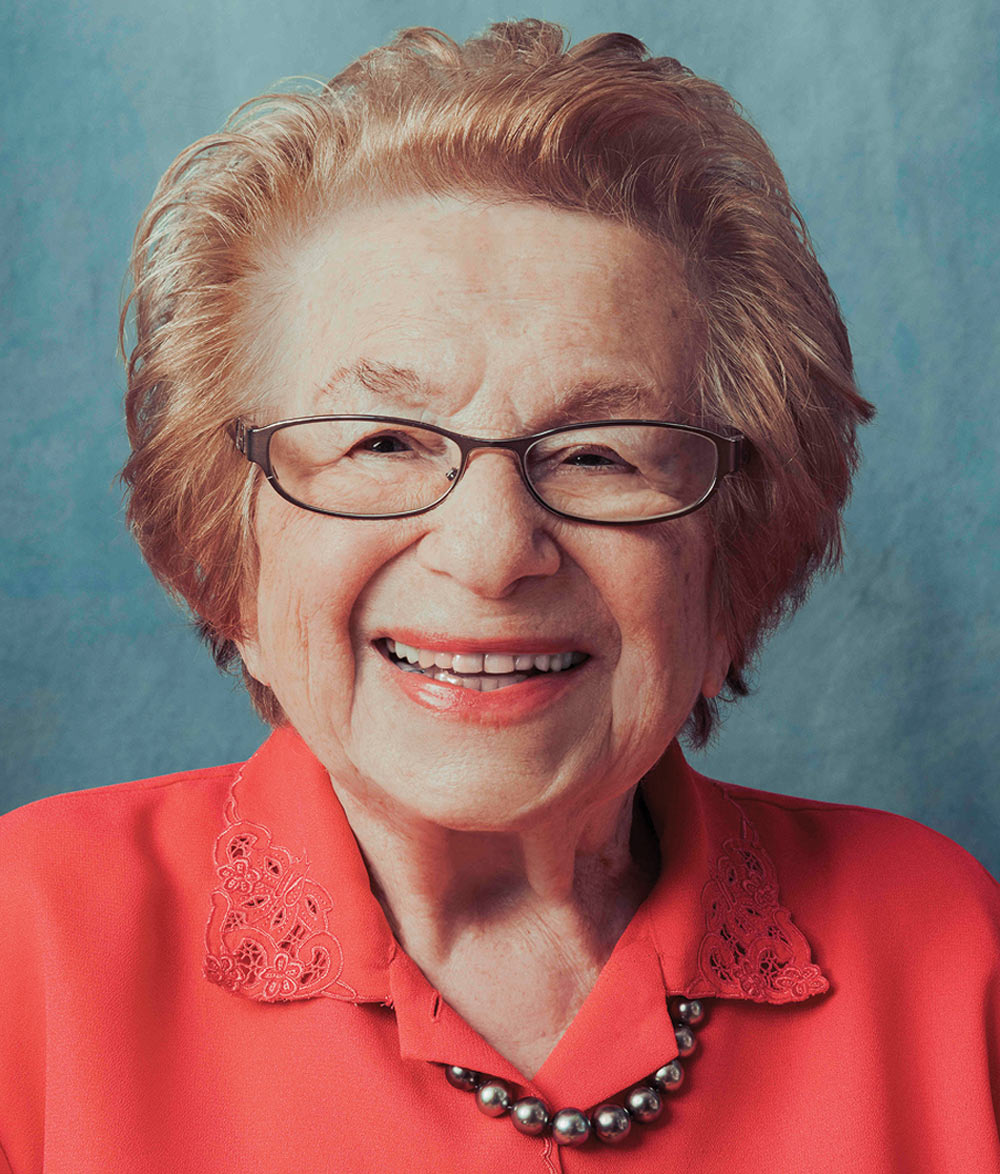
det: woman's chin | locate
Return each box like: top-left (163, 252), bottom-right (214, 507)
top-left (344, 741), bottom-right (603, 834)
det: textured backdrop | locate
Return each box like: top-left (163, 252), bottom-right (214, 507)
top-left (2, 0), bottom-right (998, 875)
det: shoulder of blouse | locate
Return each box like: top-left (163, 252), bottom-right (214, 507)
top-left (0, 761), bottom-right (245, 1173)
top-left (0, 761), bottom-right (242, 920)
top-left (710, 775), bottom-right (1000, 952)
top-left (0, 759), bottom-right (240, 843)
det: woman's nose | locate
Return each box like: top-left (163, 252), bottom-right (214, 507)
top-left (413, 449), bottom-right (562, 598)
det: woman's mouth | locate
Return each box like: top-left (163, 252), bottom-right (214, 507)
top-left (376, 637), bottom-right (589, 692)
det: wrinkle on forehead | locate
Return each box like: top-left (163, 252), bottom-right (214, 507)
top-left (253, 196), bottom-right (703, 425)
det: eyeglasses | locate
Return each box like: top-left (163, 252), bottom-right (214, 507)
top-left (232, 415), bottom-right (750, 526)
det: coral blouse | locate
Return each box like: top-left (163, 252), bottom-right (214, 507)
top-left (1, 727), bottom-right (998, 1172)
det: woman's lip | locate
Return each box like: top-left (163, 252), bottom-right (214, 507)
top-left (374, 629), bottom-right (589, 655)
top-left (375, 643), bottom-right (588, 722)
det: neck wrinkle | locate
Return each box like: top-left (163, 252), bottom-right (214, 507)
top-left (335, 779), bottom-right (659, 973)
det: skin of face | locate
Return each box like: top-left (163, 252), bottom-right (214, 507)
top-left (237, 195), bottom-right (731, 839)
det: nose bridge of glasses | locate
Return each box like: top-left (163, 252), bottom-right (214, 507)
top-left (445, 434), bottom-right (538, 500)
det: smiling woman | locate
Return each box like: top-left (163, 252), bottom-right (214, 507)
top-left (1, 18), bottom-right (998, 1174)
top-left (233, 199), bottom-right (731, 843)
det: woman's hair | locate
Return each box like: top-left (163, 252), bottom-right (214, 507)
top-left (121, 19), bottom-right (874, 746)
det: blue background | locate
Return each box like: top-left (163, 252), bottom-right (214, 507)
top-left (2, 0), bottom-right (998, 875)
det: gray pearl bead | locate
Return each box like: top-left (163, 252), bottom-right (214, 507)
top-left (651, 1060), bottom-right (684, 1092)
top-left (674, 1025), bottom-right (697, 1056)
top-left (511, 1097), bottom-right (549, 1135)
top-left (675, 998), bottom-right (705, 1026)
top-left (551, 1108), bottom-right (591, 1146)
top-left (445, 1065), bottom-right (480, 1091)
top-left (593, 1103), bottom-right (632, 1143)
top-left (476, 1081), bottom-right (512, 1117)
top-left (625, 1084), bottom-right (663, 1123)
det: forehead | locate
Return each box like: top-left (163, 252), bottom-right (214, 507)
top-left (255, 196), bottom-right (700, 427)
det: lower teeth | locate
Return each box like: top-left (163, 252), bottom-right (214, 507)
top-left (391, 658), bottom-right (534, 691)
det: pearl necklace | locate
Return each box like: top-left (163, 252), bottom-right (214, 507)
top-left (442, 997), bottom-right (705, 1147)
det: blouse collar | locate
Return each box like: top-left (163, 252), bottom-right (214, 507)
top-left (204, 727), bottom-right (829, 1011)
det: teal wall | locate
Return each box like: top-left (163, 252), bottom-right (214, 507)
top-left (3, 0), bottom-right (998, 874)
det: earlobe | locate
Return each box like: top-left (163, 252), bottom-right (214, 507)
top-left (701, 577), bottom-right (731, 700)
top-left (700, 639), bottom-right (730, 700)
top-left (234, 583), bottom-right (271, 686)
top-left (236, 632), bottom-right (270, 688)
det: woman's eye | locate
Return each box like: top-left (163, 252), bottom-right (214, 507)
top-left (567, 451), bottom-right (616, 466)
top-left (356, 433), bottom-right (414, 455)
top-left (560, 447), bottom-right (633, 471)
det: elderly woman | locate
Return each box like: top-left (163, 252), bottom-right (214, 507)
top-left (1, 19), bottom-right (997, 1173)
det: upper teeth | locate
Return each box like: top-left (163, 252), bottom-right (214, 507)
top-left (386, 639), bottom-right (581, 674)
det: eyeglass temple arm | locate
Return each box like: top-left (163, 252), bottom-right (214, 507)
top-left (231, 420), bottom-right (268, 467)
top-left (719, 434), bottom-right (752, 476)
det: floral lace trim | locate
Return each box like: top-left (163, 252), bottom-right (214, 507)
top-left (204, 763), bottom-right (826, 1008)
top-left (697, 798), bottom-right (829, 1003)
top-left (204, 794), bottom-right (357, 1002)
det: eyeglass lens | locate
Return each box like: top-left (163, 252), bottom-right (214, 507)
top-left (266, 420), bottom-right (719, 521)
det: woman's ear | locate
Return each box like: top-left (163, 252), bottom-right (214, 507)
top-left (236, 633), bottom-right (271, 688)
top-left (700, 572), bottom-right (731, 700)
top-left (700, 633), bottom-right (731, 701)
top-left (234, 596), bottom-right (271, 688)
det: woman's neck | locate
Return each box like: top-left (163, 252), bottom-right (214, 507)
top-left (334, 783), bottom-right (661, 1076)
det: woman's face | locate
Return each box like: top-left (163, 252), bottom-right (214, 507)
top-left (238, 196), bottom-right (730, 830)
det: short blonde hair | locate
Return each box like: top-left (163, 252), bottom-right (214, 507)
top-left (121, 19), bottom-right (874, 745)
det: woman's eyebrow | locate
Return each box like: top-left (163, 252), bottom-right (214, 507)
top-left (317, 359), bottom-right (429, 409)
top-left (316, 359), bottom-right (667, 421)
top-left (545, 380), bottom-right (666, 423)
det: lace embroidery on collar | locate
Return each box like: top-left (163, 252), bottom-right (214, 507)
top-left (697, 794), bottom-right (829, 1003)
top-left (204, 792), bottom-right (357, 1002)
top-left (204, 755), bottom-right (828, 1008)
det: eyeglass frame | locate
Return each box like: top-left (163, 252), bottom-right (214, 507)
top-left (231, 414), bottom-right (752, 526)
